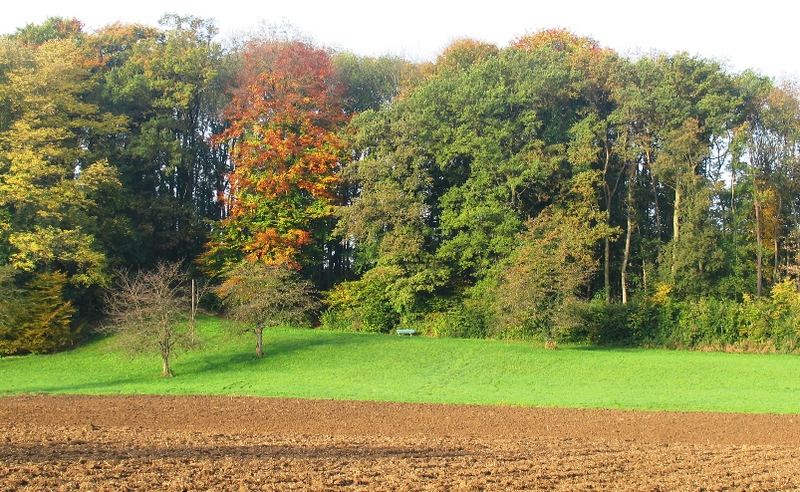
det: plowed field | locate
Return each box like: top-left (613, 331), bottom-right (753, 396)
top-left (1, 396), bottom-right (799, 490)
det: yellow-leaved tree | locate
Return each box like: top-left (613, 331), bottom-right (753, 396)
top-left (0, 35), bottom-right (126, 353)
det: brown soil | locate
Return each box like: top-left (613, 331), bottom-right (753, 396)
top-left (1, 395), bottom-right (799, 490)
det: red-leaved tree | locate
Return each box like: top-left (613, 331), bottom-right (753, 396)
top-left (205, 41), bottom-right (347, 270)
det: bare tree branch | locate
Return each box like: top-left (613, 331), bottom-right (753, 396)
top-left (102, 261), bottom-right (193, 377)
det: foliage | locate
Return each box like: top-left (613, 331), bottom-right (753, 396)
top-left (0, 37), bottom-right (125, 289)
top-left (205, 40), bottom-right (347, 271)
top-left (435, 38), bottom-right (499, 72)
top-left (1, 18), bottom-right (800, 354)
top-left (323, 266), bottom-right (403, 333)
top-left (492, 171), bottom-right (619, 342)
top-left (0, 265), bottom-right (20, 332)
top-left (0, 271), bottom-right (75, 355)
top-left (567, 300), bottom-right (639, 345)
top-left (93, 15), bottom-right (230, 264)
top-left (12, 17), bottom-right (83, 45)
top-left (333, 53), bottom-right (409, 113)
top-left (421, 302), bottom-right (490, 339)
top-left (651, 280), bottom-right (800, 351)
top-left (332, 30), bottom-right (800, 348)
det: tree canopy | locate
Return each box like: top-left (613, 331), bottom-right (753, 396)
top-left (2, 18), bottom-right (800, 354)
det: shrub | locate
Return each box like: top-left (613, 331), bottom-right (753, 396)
top-left (0, 271), bottom-right (75, 355)
top-left (433, 303), bottom-right (490, 339)
top-left (323, 266), bottom-right (401, 333)
top-left (624, 300), bottom-right (661, 344)
top-left (414, 311), bottom-right (450, 337)
top-left (567, 300), bottom-right (636, 345)
top-left (642, 281), bottom-right (800, 352)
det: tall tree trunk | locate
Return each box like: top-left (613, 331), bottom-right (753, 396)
top-left (644, 150), bottom-right (661, 241)
top-left (774, 195), bottom-right (781, 283)
top-left (754, 186), bottom-right (763, 296)
top-left (190, 279), bottom-right (196, 341)
top-left (774, 237), bottom-right (780, 284)
top-left (601, 142), bottom-right (619, 303)
top-left (621, 165), bottom-right (635, 305)
top-left (642, 261), bottom-right (648, 294)
top-left (671, 184), bottom-right (681, 280)
top-left (604, 236), bottom-right (611, 303)
top-left (730, 162), bottom-right (736, 240)
top-left (255, 327), bottom-right (264, 357)
top-left (602, 176), bottom-right (611, 303)
top-left (622, 214), bottom-right (634, 305)
top-left (652, 177), bottom-right (662, 239)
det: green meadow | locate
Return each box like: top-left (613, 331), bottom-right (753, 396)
top-left (2, 316), bottom-right (799, 414)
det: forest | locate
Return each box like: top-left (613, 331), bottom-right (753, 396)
top-left (1, 15), bottom-right (800, 355)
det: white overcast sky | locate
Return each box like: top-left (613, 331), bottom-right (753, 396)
top-left (3, 0), bottom-right (798, 80)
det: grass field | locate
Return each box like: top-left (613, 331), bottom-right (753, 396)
top-left (1, 316), bottom-right (799, 413)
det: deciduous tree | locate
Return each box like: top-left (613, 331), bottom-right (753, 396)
top-left (216, 262), bottom-right (318, 357)
top-left (206, 41), bottom-right (347, 272)
top-left (103, 262), bottom-right (191, 377)
top-left (493, 171), bottom-right (618, 344)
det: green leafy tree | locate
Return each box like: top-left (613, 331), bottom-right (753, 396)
top-left (493, 171), bottom-right (618, 344)
top-left (338, 31), bottom-right (608, 326)
top-left (333, 53), bottom-right (409, 113)
top-left (737, 78), bottom-right (800, 295)
top-left (94, 16), bottom-right (231, 264)
top-left (12, 17), bottom-right (83, 45)
top-left (0, 35), bottom-right (126, 320)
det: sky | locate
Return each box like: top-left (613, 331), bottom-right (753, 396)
top-left (3, 0), bottom-right (799, 80)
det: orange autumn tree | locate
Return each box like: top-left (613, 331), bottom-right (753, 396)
top-left (206, 41), bottom-right (347, 270)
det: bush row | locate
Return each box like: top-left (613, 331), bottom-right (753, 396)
top-left (322, 278), bottom-right (800, 352)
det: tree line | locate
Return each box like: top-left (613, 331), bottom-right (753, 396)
top-left (1, 17), bottom-right (799, 355)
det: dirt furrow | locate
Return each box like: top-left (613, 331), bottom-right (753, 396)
top-left (1, 396), bottom-right (799, 490)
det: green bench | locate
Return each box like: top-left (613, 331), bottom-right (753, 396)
top-left (396, 329), bottom-right (417, 336)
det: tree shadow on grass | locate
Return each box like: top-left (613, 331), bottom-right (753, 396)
top-left (8, 332), bottom-right (374, 394)
top-left (186, 330), bottom-right (373, 377)
top-left (563, 343), bottom-right (644, 353)
top-left (6, 373), bottom-right (155, 395)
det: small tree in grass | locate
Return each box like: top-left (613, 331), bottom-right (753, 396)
top-left (103, 262), bottom-right (191, 377)
top-left (217, 262), bottom-right (319, 357)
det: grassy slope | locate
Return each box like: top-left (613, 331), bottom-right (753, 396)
top-left (1, 316), bottom-right (799, 413)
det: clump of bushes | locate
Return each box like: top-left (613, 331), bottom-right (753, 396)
top-left (652, 280), bottom-right (800, 351)
top-left (322, 272), bottom-right (800, 353)
top-left (566, 299), bottom-right (642, 345)
top-left (322, 266), bottom-right (402, 333)
top-left (563, 279), bottom-right (800, 351)
top-left (417, 303), bottom-right (490, 339)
